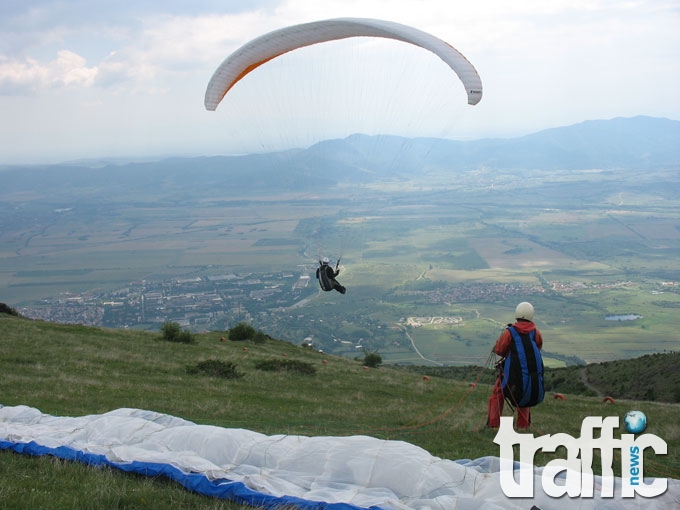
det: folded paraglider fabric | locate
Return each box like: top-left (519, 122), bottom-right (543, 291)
top-left (1, 405), bottom-right (677, 510)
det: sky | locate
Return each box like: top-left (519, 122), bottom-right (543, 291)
top-left (1, 0), bottom-right (679, 165)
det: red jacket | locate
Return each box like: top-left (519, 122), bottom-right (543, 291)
top-left (493, 319), bottom-right (543, 357)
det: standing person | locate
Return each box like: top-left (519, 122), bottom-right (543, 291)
top-left (316, 257), bottom-right (346, 294)
top-left (487, 302), bottom-right (544, 429)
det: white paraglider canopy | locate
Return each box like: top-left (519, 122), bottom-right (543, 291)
top-left (2, 405), bottom-right (678, 509)
top-left (204, 17), bottom-right (483, 112)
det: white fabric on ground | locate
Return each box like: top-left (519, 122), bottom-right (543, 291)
top-left (1, 405), bottom-right (678, 509)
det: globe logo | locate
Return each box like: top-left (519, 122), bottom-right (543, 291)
top-left (624, 410), bottom-right (647, 434)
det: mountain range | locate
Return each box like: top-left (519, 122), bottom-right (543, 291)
top-left (1, 115), bottom-right (678, 196)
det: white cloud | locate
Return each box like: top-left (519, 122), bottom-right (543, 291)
top-left (0, 50), bottom-right (96, 93)
top-left (53, 50), bottom-right (97, 86)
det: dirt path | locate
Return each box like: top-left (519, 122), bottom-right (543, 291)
top-left (400, 326), bottom-right (443, 366)
top-left (579, 367), bottom-right (603, 397)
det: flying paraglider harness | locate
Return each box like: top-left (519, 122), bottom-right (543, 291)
top-left (496, 325), bottom-right (545, 410)
top-left (316, 258), bottom-right (345, 294)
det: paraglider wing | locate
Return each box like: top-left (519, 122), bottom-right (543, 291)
top-left (204, 17), bottom-right (483, 111)
top-left (3, 405), bottom-right (678, 509)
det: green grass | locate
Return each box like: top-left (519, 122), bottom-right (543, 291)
top-left (1, 313), bottom-right (679, 509)
top-left (0, 453), bottom-right (245, 510)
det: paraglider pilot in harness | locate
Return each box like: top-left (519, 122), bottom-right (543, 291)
top-left (316, 257), bottom-right (346, 294)
top-left (487, 302), bottom-right (544, 429)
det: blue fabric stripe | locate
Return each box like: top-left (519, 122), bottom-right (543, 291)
top-left (0, 439), bottom-right (381, 510)
top-left (505, 326), bottom-right (529, 406)
top-left (508, 327), bottom-right (529, 382)
top-left (507, 327), bottom-right (543, 407)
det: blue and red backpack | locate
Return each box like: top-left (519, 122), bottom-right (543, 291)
top-left (501, 325), bottom-right (545, 408)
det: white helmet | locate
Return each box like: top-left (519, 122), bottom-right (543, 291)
top-left (515, 302), bottom-right (535, 321)
top-left (322, 257), bottom-right (330, 264)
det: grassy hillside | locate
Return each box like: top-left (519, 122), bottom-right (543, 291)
top-left (585, 353), bottom-right (680, 402)
top-left (412, 352), bottom-right (680, 403)
top-left (1, 313), bottom-right (679, 509)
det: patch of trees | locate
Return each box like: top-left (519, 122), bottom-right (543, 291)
top-left (0, 303), bottom-right (21, 317)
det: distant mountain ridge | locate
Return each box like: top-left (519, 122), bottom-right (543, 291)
top-left (1, 116), bottom-right (678, 195)
top-left (306, 116), bottom-right (680, 173)
top-left (464, 116), bottom-right (680, 170)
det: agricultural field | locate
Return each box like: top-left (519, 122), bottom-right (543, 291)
top-left (1, 161), bottom-right (679, 366)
